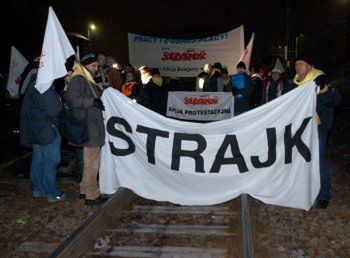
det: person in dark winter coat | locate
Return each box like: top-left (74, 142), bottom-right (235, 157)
top-left (95, 52), bottom-right (109, 89)
top-left (19, 57), bottom-right (40, 97)
top-left (265, 67), bottom-right (292, 103)
top-left (231, 61), bottom-right (254, 115)
top-left (144, 68), bottom-right (167, 116)
top-left (250, 66), bottom-right (264, 106)
top-left (20, 73), bottom-right (66, 202)
top-left (165, 77), bottom-right (181, 92)
top-left (293, 55), bottom-right (341, 209)
top-left (203, 62), bottom-right (224, 92)
top-left (64, 53), bottom-right (107, 206)
top-left (196, 64), bottom-right (211, 92)
top-left (222, 68), bottom-right (231, 92)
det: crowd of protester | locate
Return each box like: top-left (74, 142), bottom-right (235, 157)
top-left (0, 50), bottom-right (341, 209)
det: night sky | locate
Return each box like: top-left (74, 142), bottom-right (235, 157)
top-left (2, 0), bottom-right (349, 77)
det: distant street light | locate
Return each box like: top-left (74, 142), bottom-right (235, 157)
top-left (90, 24), bottom-right (96, 31)
top-left (87, 23), bottom-right (97, 40)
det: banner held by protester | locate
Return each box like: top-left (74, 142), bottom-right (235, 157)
top-left (100, 81), bottom-right (320, 210)
top-left (167, 91), bottom-right (234, 121)
top-left (128, 26), bottom-right (244, 77)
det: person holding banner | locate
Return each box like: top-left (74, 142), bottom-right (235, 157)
top-left (294, 55), bottom-right (341, 209)
top-left (64, 53), bottom-right (107, 205)
top-left (144, 68), bottom-right (167, 116)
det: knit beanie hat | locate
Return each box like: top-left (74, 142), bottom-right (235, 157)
top-left (295, 54), bottom-right (313, 65)
top-left (213, 62), bottom-right (223, 71)
top-left (236, 61), bottom-right (246, 70)
top-left (81, 53), bottom-right (98, 66)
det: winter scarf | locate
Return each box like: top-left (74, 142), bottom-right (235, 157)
top-left (293, 67), bottom-right (323, 86)
top-left (71, 62), bottom-right (95, 84)
top-left (294, 67), bottom-right (327, 125)
top-left (151, 76), bottom-right (163, 87)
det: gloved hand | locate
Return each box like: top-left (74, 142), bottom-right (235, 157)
top-left (94, 98), bottom-right (105, 111)
top-left (314, 74), bottom-right (330, 89)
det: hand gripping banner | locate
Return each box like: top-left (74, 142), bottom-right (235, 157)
top-left (100, 82), bottom-right (320, 210)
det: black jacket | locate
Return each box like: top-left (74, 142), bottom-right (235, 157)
top-left (203, 69), bottom-right (222, 92)
top-left (266, 77), bottom-right (292, 102)
top-left (316, 83), bottom-right (341, 131)
top-left (144, 77), bottom-right (168, 116)
top-left (251, 75), bottom-right (264, 106)
top-left (293, 75), bottom-right (341, 131)
top-left (20, 75), bottom-right (61, 147)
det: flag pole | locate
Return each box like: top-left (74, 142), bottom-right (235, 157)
top-left (241, 193), bottom-right (253, 258)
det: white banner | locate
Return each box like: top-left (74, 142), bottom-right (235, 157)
top-left (100, 81), bottom-right (320, 210)
top-left (166, 92), bottom-right (234, 121)
top-left (7, 46), bottom-right (28, 97)
top-left (128, 26), bottom-right (244, 77)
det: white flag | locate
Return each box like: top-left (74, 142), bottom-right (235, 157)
top-left (35, 7), bottom-right (75, 94)
top-left (7, 47), bottom-right (29, 97)
top-left (238, 32), bottom-right (255, 69)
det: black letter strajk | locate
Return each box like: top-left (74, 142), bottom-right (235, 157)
top-left (210, 135), bottom-right (248, 173)
top-left (171, 133), bottom-right (207, 173)
top-left (136, 125), bottom-right (170, 164)
top-left (251, 128), bottom-right (277, 168)
top-left (107, 117), bottom-right (135, 156)
top-left (284, 117), bottom-right (312, 164)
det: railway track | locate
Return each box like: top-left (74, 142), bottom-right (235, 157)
top-left (49, 189), bottom-right (251, 258)
top-left (0, 133), bottom-right (32, 170)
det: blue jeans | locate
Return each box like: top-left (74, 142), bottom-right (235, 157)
top-left (318, 130), bottom-right (330, 201)
top-left (30, 133), bottom-right (61, 199)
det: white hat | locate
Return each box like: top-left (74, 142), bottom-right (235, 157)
top-left (272, 58), bottom-right (285, 74)
top-left (272, 67), bottom-right (283, 73)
